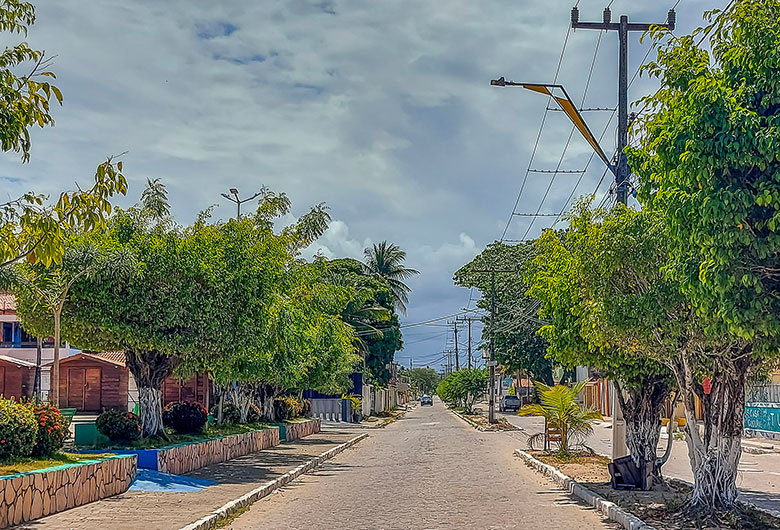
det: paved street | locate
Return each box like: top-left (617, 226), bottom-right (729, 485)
top-left (503, 413), bottom-right (780, 515)
top-left (228, 403), bottom-right (617, 529)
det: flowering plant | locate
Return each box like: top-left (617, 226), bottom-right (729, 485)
top-left (0, 399), bottom-right (37, 459)
top-left (32, 404), bottom-right (69, 456)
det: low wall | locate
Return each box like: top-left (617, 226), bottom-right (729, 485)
top-left (284, 418), bottom-right (321, 442)
top-left (157, 427), bottom-right (280, 475)
top-left (0, 454), bottom-right (136, 528)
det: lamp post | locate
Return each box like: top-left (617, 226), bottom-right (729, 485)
top-left (220, 188), bottom-right (261, 219)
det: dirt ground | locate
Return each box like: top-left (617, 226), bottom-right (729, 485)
top-left (531, 450), bottom-right (780, 530)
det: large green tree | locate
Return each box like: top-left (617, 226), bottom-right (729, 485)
top-left (626, 0), bottom-right (780, 510)
top-left (363, 241), bottom-right (419, 314)
top-left (525, 205), bottom-right (675, 476)
top-left (454, 242), bottom-right (555, 385)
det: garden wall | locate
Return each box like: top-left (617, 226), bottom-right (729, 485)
top-left (157, 427), bottom-right (280, 475)
top-left (284, 418), bottom-right (321, 442)
top-left (0, 455), bottom-right (136, 528)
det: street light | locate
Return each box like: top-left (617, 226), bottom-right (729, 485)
top-left (220, 188), bottom-right (261, 219)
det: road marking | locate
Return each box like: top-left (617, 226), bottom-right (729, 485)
top-left (420, 422), bottom-right (440, 426)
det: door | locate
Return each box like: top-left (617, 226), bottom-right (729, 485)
top-left (67, 368), bottom-right (85, 409)
top-left (84, 368), bottom-right (101, 411)
top-left (0, 366), bottom-right (5, 396)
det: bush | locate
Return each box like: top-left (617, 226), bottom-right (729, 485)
top-left (96, 409), bottom-right (141, 443)
top-left (32, 404), bottom-right (69, 457)
top-left (163, 401), bottom-right (208, 434)
top-left (0, 399), bottom-right (37, 459)
top-left (220, 401), bottom-right (261, 424)
top-left (300, 399), bottom-right (311, 418)
top-left (274, 396), bottom-right (302, 421)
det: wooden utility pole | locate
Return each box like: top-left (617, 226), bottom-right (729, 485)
top-left (448, 320), bottom-right (460, 371)
top-left (457, 316), bottom-right (478, 369)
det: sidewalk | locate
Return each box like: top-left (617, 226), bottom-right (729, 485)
top-left (503, 413), bottom-right (780, 515)
top-left (19, 423), bottom-right (366, 530)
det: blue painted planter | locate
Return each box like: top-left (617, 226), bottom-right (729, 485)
top-left (81, 449), bottom-right (159, 470)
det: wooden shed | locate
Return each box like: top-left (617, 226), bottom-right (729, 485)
top-left (162, 373), bottom-right (210, 409)
top-left (56, 352), bottom-right (129, 412)
top-left (0, 355), bottom-right (35, 400)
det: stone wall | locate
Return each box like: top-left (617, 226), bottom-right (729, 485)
top-left (157, 427), bottom-right (280, 475)
top-left (0, 455), bottom-right (136, 528)
top-left (284, 418), bottom-right (321, 442)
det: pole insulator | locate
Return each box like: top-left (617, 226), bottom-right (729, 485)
top-left (603, 8), bottom-right (611, 24)
top-left (667, 9), bottom-right (676, 29)
top-left (571, 6), bottom-right (579, 25)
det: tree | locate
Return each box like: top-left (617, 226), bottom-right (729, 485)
top-left (363, 241), bottom-right (419, 314)
top-left (454, 242), bottom-right (556, 385)
top-left (2, 243), bottom-right (132, 407)
top-left (525, 204), bottom-right (675, 476)
top-left (626, 0), bottom-right (780, 511)
top-left (436, 368), bottom-right (488, 413)
top-left (519, 381), bottom-right (602, 455)
top-left (402, 367), bottom-right (439, 395)
top-left (324, 257), bottom-right (403, 386)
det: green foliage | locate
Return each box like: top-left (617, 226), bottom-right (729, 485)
top-left (162, 401), bottom-right (208, 434)
top-left (96, 409), bottom-right (141, 443)
top-left (363, 241), bottom-right (419, 314)
top-left (454, 242), bottom-right (555, 384)
top-left (0, 158), bottom-right (127, 268)
top-left (519, 381), bottom-right (602, 455)
top-left (627, 0), bottom-right (780, 354)
top-left (220, 402), bottom-right (261, 425)
top-left (402, 367), bottom-right (440, 395)
top-left (0, 399), bottom-right (36, 459)
top-left (274, 396), bottom-right (303, 421)
top-left (31, 404), bottom-right (68, 457)
top-left (435, 368), bottom-right (488, 413)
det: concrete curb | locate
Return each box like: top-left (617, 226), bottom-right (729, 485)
top-left (514, 448), bottom-right (655, 530)
top-left (179, 433), bottom-right (369, 530)
top-left (450, 408), bottom-right (487, 431)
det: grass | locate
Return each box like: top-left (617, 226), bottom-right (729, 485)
top-left (0, 452), bottom-right (116, 476)
top-left (93, 422), bottom-right (276, 450)
top-left (215, 505), bottom-right (251, 529)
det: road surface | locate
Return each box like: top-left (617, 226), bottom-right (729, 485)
top-left (228, 402), bottom-right (617, 529)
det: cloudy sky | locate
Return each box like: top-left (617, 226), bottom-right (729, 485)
top-left (0, 0), bottom-right (722, 371)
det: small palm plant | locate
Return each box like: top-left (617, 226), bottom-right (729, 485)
top-left (519, 380), bottom-right (602, 455)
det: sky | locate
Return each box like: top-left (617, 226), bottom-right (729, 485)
top-left (0, 0), bottom-right (724, 373)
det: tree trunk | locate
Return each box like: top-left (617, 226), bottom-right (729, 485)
top-left (50, 312), bottom-right (61, 407)
top-left (230, 382), bottom-right (254, 423)
top-left (671, 348), bottom-right (751, 512)
top-left (539, 365), bottom-right (555, 386)
top-left (614, 377), bottom-right (670, 479)
top-left (124, 349), bottom-right (176, 438)
top-left (33, 337), bottom-right (42, 398)
top-left (255, 383), bottom-right (279, 422)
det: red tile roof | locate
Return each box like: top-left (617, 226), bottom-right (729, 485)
top-left (90, 351), bottom-right (126, 366)
top-left (0, 293), bottom-right (16, 312)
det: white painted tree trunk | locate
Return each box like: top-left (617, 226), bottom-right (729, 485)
top-left (138, 386), bottom-right (165, 437)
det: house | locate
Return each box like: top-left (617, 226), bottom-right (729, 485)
top-left (0, 355), bottom-right (36, 400)
top-left (52, 351), bottom-right (212, 412)
top-left (55, 352), bottom-right (129, 412)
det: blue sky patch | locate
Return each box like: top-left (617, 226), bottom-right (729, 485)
top-left (196, 21), bottom-right (238, 40)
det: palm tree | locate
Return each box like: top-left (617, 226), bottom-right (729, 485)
top-left (363, 241), bottom-right (419, 314)
top-left (519, 380), bottom-right (602, 455)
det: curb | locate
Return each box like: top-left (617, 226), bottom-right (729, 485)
top-left (450, 408), bottom-right (487, 431)
top-left (514, 448), bottom-right (655, 530)
top-left (179, 433), bottom-right (368, 530)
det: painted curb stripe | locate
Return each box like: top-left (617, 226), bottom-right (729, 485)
top-left (179, 433), bottom-right (369, 530)
top-left (514, 448), bottom-right (655, 530)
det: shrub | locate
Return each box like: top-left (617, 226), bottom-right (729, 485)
top-left (274, 396), bottom-right (302, 421)
top-left (0, 399), bottom-right (37, 459)
top-left (220, 401), bottom-right (261, 424)
top-left (96, 409), bottom-right (141, 443)
top-left (32, 404), bottom-right (69, 457)
top-left (163, 401), bottom-right (208, 434)
top-left (300, 399), bottom-right (311, 418)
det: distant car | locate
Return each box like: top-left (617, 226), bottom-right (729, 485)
top-left (420, 395), bottom-right (434, 406)
top-left (500, 395), bottom-right (521, 412)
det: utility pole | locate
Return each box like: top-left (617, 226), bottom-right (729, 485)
top-left (571, 6), bottom-right (675, 205)
top-left (220, 188), bottom-right (261, 219)
top-left (448, 320), bottom-right (460, 371)
top-left (488, 272), bottom-right (497, 424)
top-left (467, 318), bottom-right (472, 369)
top-left (457, 316), bottom-right (477, 369)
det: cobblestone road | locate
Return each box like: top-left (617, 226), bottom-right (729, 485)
top-left (228, 402), bottom-right (617, 530)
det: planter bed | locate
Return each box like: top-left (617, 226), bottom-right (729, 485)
top-left (0, 454), bottom-right (136, 528)
top-left (282, 418), bottom-right (321, 442)
top-left (86, 426), bottom-right (280, 475)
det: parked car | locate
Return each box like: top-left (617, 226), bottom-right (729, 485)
top-left (420, 395), bottom-right (434, 406)
top-left (500, 395), bottom-right (521, 412)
